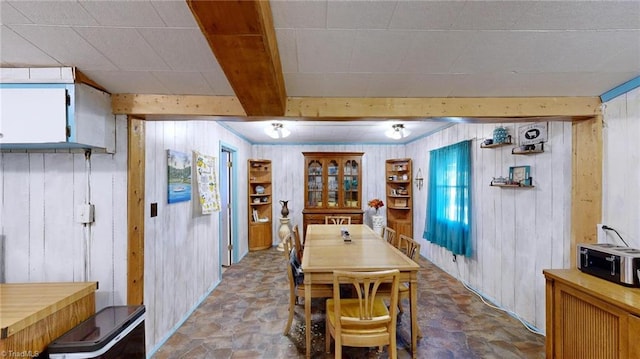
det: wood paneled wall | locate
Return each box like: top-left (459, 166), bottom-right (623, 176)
top-left (251, 144), bottom-right (405, 239)
top-left (602, 87), bottom-right (640, 248)
top-left (143, 120), bottom-right (251, 352)
top-left (406, 122), bottom-right (573, 331)
top-left (0, 116), bottom-right (128, 310)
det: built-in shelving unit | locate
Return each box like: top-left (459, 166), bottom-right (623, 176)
top-left (248, 159), bottom-right (272, 251)
top-left (385, 158), bottom-right (413, 238)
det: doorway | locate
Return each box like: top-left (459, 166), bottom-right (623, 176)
top-left (219, 144), bottom-right (237, 269)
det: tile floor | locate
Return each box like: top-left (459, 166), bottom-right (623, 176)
top-left (152, 248), bottom-right (545, 359)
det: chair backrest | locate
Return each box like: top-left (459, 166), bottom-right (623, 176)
top-left (382, 226), bottom-right (397, 246)
top-left (332, 269), bottom-right (399, 328)
top-left (325, 216), bottom-right (351, 225)
top-left (291, 224), bottom-right (303, 261)
top-left (282, 232), bottom-right (293, 259)
top-left (283, 232), bottom-right (304, 286)
top-left (282, 233), bottom-right (296, 286)
top-left (396, 234), bottom-right (420, 260)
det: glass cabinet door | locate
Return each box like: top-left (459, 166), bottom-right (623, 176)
top-left (343, 159), bottom-right (359, 208)
top-left (327, 160), bottom-right (339, 208)
top-left (306, 159), bottom-right (323, 208)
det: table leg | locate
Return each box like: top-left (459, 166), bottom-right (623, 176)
top-left (305, 276), bottom-right (312, 358)
top-left (410, 278), bottom-right (418, 358)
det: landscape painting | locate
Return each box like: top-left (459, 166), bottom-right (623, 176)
top-left (167, 149), bottom-right (192, 204)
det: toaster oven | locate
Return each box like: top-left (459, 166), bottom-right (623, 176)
top-left (577, 243), bottom-right (640, 287)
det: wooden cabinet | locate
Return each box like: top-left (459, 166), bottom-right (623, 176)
top-left (248, 159), bottom-right (272, 251)
top-left (544, 269), bottom-right (640, 359)
top-left (386, 159), bottom-right (413, 238)
top-left (0, 282), bottom-right (98, 355)
top-left (0, 82), bottom-right (115, 153)
top-left (630, 313), bottom-right (640, 358)
top-left (302, 152), bottom-right (364, 236)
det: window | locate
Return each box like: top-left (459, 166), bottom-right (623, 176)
top-left (423, 140), bottom-right (472, 257)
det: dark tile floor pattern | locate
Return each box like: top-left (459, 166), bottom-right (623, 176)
top-left (152, 248), bottom-right (545, 359)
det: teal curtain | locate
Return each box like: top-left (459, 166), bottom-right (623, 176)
top-left (423, 140), bottom-right (472, 257)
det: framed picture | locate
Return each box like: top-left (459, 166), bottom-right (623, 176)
top-left (518, 123), bottom-right (547, 145)
top-left (167, 149), bottom-right (192, 203)
top-left (509, 165), bottom-right (531, 186)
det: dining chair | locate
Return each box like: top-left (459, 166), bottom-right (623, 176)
top-left (291, 224), bottom-right (304, 262)
top-left (396, 234), bottom-right (421, 260)
top-left (379, 234), bottom-right (422, 336)
top-left (325, 216), bottom-right (351, 225)
top-left (325, 269), bottom-right (400, 359)
top-left (282, 233), bottom-right (333, 335)
top-left (382, 226), bottom-right (397, 246)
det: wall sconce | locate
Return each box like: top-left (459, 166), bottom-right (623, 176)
top-left (415, 168), bottom-right (424, 190)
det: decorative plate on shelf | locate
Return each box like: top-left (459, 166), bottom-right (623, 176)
top-left (255, 185), bottom-right (265, 194)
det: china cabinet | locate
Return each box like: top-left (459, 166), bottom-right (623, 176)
top-left (385, 158), bottom-right (413, 238)
top-left (302, 152), bottom-right (364, 236)
top-left (248, 159), bottom-right (272, 251)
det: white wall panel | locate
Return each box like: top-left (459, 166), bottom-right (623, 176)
top-left (143, 120), bottom-right (251, 352)
top-left (28, 153), bottom-right (47, 282)
top-left (1, 116), bottom-right (128, 307)
top-left (2, 153), bottom-right (31, 279)
top-left (602, 87), bottom-right (640, 248)
top-left (406, 121), bottom-right (572, 331)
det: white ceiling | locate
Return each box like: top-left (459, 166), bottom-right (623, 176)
top-left (220, 119), bottom-right (453, 145)
top-left (1, 0), bottom-right (639, 144)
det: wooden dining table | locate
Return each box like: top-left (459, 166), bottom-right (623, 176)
top-left (301, 224), bottom-right (421, 358)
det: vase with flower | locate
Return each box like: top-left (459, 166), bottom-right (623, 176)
top-left (368, 198), bottom-right (385, 235)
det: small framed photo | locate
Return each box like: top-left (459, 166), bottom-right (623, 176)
top-left (509, 165), bottom-right (531, 186)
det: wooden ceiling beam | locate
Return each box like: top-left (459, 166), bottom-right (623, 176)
top-left (286, 97), bottom-right (602, 118)
top-left (112, 94), bottom-right (246, 116)
top-left (186, 0), bottom-right (286, 116)
top-left (112, 94), bottom-right (601, 118)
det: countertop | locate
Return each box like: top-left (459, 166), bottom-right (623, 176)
top-left (543, 269), bottom-right (640, 316)
top-left (0, 282), bottom-right (98, 339)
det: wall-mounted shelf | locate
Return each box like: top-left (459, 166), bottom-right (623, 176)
top-left (490, 177), bottom-right (535, 188)
top-left (512, 143), bottom-right (544, 155)
top-left (480, 136), bottom-right (512, 148)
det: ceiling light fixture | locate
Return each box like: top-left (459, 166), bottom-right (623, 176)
top-left (264, 122), bottom-right (290, 139)
top-left (385, 124), bottom-right (411, 140)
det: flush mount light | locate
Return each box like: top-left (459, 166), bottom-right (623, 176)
top-left (385, 124), bottom-right (411, 140)
top-left (264, 122), bottom-right (291, 139)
